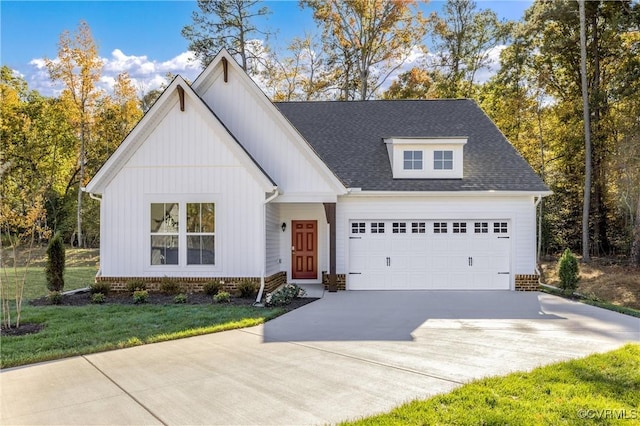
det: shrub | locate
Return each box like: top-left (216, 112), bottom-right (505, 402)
top-left (127, 280), bottom-right (146, 293)
top-left (160, 277), bottom-right (181, 295)
top-left (237, 280), bottom-right (258, 298)
top-left (91, 293), bottom-right (106, 304)
top-left (90, 282), bottom-right (111, 295)
top-left (133, 290), bottom-right (149, 304)
top-left (265, 284), bottom-right (306, 307)
top-left (213, 291), bottom-right (231, 303)
top-left (203, 281), bottom-right (221, 296)
top-left (47, 291), bottom-right (63, 305)
top-left (45, 232), bottom-right (65, 292)
top-left (558, 248), bottom-right (580, 295)
top-left (173, 293), bottom-right (188, 304)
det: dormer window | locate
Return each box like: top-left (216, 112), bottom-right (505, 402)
top-left (385, 137), bottom-right (467, 179)
top-left (403, 150), bottom-right (423, 170)
top-left (434, 150), bottom-right (453, 170)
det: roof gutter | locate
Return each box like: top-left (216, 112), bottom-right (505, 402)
top-left (254, 188), bottom-right (280, 307)
top-left (345, 190), bottom-right (553, 198)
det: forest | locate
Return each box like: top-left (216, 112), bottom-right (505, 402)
top-left (1, 0), bottom-right (639, 265)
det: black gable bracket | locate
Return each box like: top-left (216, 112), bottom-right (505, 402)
top-left (221, 57), bottom-right (228, 83)
top-left (177, 85), bottom-right (185, 112)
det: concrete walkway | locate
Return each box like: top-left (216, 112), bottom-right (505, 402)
top-left (2, 291), bottom-right (639, 425)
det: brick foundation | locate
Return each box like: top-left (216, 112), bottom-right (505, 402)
top-left (515, 274), bottom-right (540, 291)
top-left (322, 272), bottom-right (346, 290)
top-left (96, 271), bottom-right (287, 296)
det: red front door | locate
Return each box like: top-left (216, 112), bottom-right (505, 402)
top-left (292, 220), bottom-right (317, 279)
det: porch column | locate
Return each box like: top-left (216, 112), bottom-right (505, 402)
top-left (323, 202), bottom-right (337, 292)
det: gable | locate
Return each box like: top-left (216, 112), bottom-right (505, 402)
top-left (192, 50), bottom-right (346, 202)
top-left (275, 100), bottom-right (550, 193)
top-left (85, 76), bottom-right (275, 195)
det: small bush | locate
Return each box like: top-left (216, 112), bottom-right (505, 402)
top-left (213, 291), bottom-right (231, 303)
top-left (173, 293), bottom-right (188, 304)
top-left (127, 280), bottom-right (146, 293)
top-left (45, 232), bottom-right (65, 292)
top-left (133, 290), bottom-right (149, 304)
top-left (47, 291), bottom-right (63, 305)
top-left (90, 282), bottom-right (111, 295)
top-left (160, 277), bottom-right (181, 295)
top-left (265, 284), bottom-right (306, 307)
top-left (237, 280), bottom-right (258, 298)
top-left (558, 248), bottom-right (580, 295)
top-left (203, 281), bottom-right (221, 296)
top-left (91, 293), bottom-right (106, 304)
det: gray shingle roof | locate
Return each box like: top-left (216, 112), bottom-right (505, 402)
top-left (275, 99), bottom-right (549, 192)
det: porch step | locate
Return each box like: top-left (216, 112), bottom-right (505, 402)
top-left (295, 283), bottom-right (325, 298)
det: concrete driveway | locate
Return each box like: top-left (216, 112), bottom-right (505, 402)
top-left (2, 291), bottom-right (639, 425)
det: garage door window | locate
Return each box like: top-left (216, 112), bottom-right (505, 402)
top-left (474, 222), bottom-right (488, 233)
top-left (352, 222), bottom-right (366, 234)
top-left (453, 222), bottom-right (467, 233)
top-left (371, 222), bottom-right (385, 233)
top-left (411, 222), bottom-right (426, 234)
top-left (433, 222), bottom-right (448, 233)
top-left (392, 222), bottom-right (407, 233)
top-left (494, 222), bottom-right (508, 233)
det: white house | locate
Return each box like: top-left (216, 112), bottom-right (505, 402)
top-left (85, 49), bottom-right (550, 295)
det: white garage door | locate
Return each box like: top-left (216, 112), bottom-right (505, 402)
top-left (348, 220), bottom-right (511, 290)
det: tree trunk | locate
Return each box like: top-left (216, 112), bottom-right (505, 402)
top-left (579, 0), bottom-right (592, 262)
top-left (77, 122), bottom-right (85, 248)
top-left (632, 193), bottom-right (640, 266)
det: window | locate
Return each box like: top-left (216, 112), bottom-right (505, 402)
top-left (433, 222), bottom-right (448, 234)
top-left (352, 222), bottom-right (366, 234)
top-left (494, 222), bottom-right (508, 234)
top-left (411, 222), bottom-right (426, 234)
top-left (403, 150), bottom-right (423, 170)
top-left (434, 150), bottom-right (453, 170)
top-left (392, 222), bottom-right (407, 233)
top-left (371, 222), bottom-right (385, 234)
top-left (150, 202), bottom-right (215, 266)
top-left (453, 222), bottom-right (467, 234)
top-left (186, 203), bottom-right (215, 265)
top-left (474, 222), bottom-right (488, 234)
top-left (150, 203), bottom-right (180, 265)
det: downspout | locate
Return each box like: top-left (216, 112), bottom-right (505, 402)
top-left (82, 188), bottom-right (103, 277)
top-left (534, 195), bottom-right (543, 281)
top-left (254, 188), bottom-right (279, 307)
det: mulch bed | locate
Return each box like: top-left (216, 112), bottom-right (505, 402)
top-left (0, 291), bottom-right (317, 337)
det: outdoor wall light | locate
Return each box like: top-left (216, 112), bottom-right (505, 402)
top-left (281, 222), bottom-right (287, 232)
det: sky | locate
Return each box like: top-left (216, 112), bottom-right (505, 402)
top-left (1, 0), bottom-right (533, 97)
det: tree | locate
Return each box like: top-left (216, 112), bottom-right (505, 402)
top-left (45, 21), bottom-right (103, 248)
top-left (429, 0), bottom-right (513, 97)
top-left (383, 67), bottom-right (439, 99)
top-left (182, 0), bottom-right (272, 70)
top-left (578, 0), bottom-right (592, 262)
top-left (45, 232), bottom-right (66, 292)
top-left (303, 0), bottom-right (428, 100)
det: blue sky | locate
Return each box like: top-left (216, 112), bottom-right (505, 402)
top-left (1, 1), bottom-right (532, 96)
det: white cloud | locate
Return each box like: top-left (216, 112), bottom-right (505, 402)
top-left (23, 49), bottom-right (202, 98)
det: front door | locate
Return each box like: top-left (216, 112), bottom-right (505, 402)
top-left (291, 220), bottom-right (317, 279)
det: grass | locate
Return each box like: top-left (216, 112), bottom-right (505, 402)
top-left (343, 344), bottom-right (640, 426)
top-left (1, 304), bottom-right (285, 368)
top-left (2, 266), bottom-right (98, 300)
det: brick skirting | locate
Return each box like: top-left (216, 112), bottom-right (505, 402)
top-left (515, 274), bottom-right (540, 291)
top-left (322, 272), bottom-right (346, 290)
top-left (96, 271), bottom-right (287, 296)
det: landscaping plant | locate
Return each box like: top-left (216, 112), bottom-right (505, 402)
top-left (237, 280), bottom-right (258, 298)
top-left (173, 293), bottom-right (188, 304)
top-left (558, 248), bottom-right (580, 295)
top-left (203, 281), bottom-right (221, 296)
top-left (91, 293), bottom-right (106, 304)
top-left (47, 291), bottom-right (63, 305)
top-left (127, 280), bottom-right (146, 293)
top-left (214, 291), bottom-right (231, 303)
top-left (266, 284), bottom-right (306, 307)
top-left (89, 281), bottom-right (111, 295)
top-left (133, 290), bottom-right (149, 304)
top-left (45, 232), bottom-right (65, 292)
top-left (160, 277), bottom-right (181, 295)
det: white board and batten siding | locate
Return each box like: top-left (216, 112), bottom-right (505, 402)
top-left (335, 195), bottom-right (538, 290)
top-left (99, 97), bottom-right (270, 278)
top-left (195, 63), bottom-right (343, 203)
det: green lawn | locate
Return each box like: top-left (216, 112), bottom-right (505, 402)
top-left (2, 265), bottom-right (97, 300)
top-left (343, 344), bottom-right (640, 426)
top-left (1, 304), bottom-right (285, 368)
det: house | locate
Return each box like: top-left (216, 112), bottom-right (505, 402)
top-left (85, 49), bottom-right (550, 296)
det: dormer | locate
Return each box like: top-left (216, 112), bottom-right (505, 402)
top-left (384, 137), bottom-right (467, 179)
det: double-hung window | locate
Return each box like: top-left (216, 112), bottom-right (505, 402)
top-left (150, 201), bottom-right (215, 266)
